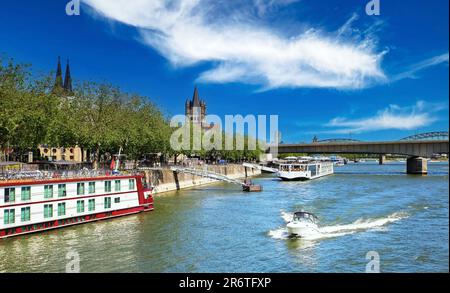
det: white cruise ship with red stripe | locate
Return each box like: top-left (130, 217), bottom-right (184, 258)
top-left (0, 171), bottom-right (153, 239)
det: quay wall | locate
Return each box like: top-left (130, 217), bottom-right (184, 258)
top-left (141, 165), bottom-right (261, 195)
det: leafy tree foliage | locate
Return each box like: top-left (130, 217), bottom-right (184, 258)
top-left (0, 56), bottom-right (262, 166)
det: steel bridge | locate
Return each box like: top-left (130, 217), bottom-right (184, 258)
top-left (317, 138), bottom-right (362, 143)
top-left (316, 131), bottom-right (449, 143)
top-left (271, 140), bottom-right (448, 158)
top-left (268, 131), bottom-right (449, 174)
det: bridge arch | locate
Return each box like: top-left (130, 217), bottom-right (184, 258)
top-left (400, 131), bottom-right (449, 141)
top-left (316, 138), bottom-right (362, 143)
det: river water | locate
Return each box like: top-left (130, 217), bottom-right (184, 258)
top-left (0, 162), bottom-right (448, 273)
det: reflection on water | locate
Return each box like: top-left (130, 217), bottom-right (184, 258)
top-left (0, 215), bottom-right (144, 272)
top-left (0, 162), bottom-right (448, 272)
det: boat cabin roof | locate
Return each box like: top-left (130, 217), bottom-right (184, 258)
top-left (293, 211), bottom-right (319, 221)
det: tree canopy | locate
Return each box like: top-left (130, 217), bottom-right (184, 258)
top-left (0, 56), bottom-right (171, 165)
top-left (0, 56), bottom-right (263, 166)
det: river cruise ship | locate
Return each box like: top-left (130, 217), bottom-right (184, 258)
top-left (0, 170), bottom-right (153, 239)
top-left (276, 160), bottom-right (334, 181)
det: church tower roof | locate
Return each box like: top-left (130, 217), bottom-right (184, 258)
top-left (54, 56), bottom-right (64, 90)
top-left (63, 59), bottom-right (73, 93)
top-left (192, 86), bottom-right (201, 107)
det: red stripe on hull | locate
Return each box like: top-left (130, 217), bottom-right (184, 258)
top-left (0, 204), bottom-right (154, 239)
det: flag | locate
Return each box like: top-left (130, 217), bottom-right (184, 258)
top-left (110, 157), bottom-right (115, 170)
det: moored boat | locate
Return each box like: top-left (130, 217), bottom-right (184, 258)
top-left (276, 159), bottom-right (334, 181)
top-left (329, 155), bottom-right (346, 167)
top-left (0, 170), bottom-right (153, 239)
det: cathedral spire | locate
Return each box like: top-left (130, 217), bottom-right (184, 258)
top-left (63, 59), bottom-right (73, 93)
top-left (54, 56), bottom-right (64, 90)
top-left (192, 86), bottom-right (201, 107)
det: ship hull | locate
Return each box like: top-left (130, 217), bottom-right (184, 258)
top-left (1, 174), bottom-right (154, 239)
top-left (277, 170), bottom-right (333, 181)
top-left (1, 204), bottom-right (153, 239)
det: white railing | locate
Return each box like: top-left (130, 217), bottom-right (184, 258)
top-left (242, 163), bottom-right (278, 173)
top-left (170, 166), bottom-right (246, 186)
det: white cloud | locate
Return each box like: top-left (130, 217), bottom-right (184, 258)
top-left (337, 13), bottom-right (359, 38)
top-left (323, 101), bottom-right (445, 134)
top-left (391, 53), bottom-right (449, 82)
top-left (83, 0), bottom-right (386, 90)
top-left (253, 0), bottom-right (300, 17)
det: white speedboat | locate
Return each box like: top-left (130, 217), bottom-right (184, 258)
top-left (287, 211), bottom-right (320, 238)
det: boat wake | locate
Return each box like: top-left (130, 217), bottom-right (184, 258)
top-left (269, 211), bottom-right (408, 241)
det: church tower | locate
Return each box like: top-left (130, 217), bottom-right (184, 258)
top-left (53, 57), bottom-right (73, 95)
top-left (63, 59), bottom-right (73, 94)
top-left (53, 57), bottom-right (64, 93)
top-left (185, 86), bottom-right (207, 125)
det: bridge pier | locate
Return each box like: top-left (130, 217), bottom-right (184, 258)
top-left (407, 157), bottom-right (428, 175)
top-left (379, 155), bottom-right (386, 165)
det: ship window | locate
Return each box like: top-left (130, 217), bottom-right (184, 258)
top-left (21, 207), bottom-right (31, 222)
top-left (44, 185), bottom-right (53, 199)
top-left (115, 180), bottom-right (121, 192)
top-left (77, 183), bottom-right (85, 195)
top-left (44, 204), bottom-right (53, 218)
top-left (58, 203), bottom-right (66, 216)
top-left (21, 187), bottom-right (31, 201)
top-left (77, 200), bottom-right (85, 213)
top-left (58, 184), bottom-right (67, 197)
top-left (104, 197), bottom-right (111, 209)
top-left (104, 181), bottom-right (112, 192)
top-left (3, 209), bottom-right (15, 225)
top-left (88, 199), bottom-right (95, 212)
top-left (4, 188), bottom-right (15, 203)
top-left (129, 179), bottom-right (135, 190)
top-left (88, 182), bottom-right (96, 194)
top-left (114, 197), bottom-right (120, 204)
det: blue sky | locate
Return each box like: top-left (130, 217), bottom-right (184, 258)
top-left (0, 0), bottom-right (448, 143)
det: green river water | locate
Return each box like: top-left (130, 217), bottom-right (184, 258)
top-left (0, 162), bottom-right (448, 272)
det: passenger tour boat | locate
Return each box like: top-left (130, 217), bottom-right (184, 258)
top-left (276, 159), bottom-right (334, 181)
top-left (0, 170), bottom-right (153, 239)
